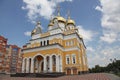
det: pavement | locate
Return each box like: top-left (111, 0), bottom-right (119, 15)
top-left (0, 73), bottom-right (120, 80)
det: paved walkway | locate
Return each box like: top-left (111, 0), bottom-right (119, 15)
top-left (0, 73), bottom-right (120, 80)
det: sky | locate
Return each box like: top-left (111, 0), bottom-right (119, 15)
top-left (0, 0), bottom-right (120, 68)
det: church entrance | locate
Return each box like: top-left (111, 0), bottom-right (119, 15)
top-left (73, 68), bottom-right (77, 75)
top-left (66, 69), bottom-right (71, 75)
top-left (34, 55), bottom-right (44, 73)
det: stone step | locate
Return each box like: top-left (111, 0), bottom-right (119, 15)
top-left (10, 72), bottom-right (65, 78)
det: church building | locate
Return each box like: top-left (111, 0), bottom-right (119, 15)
top-left (22, 10), bottom-right (88, 75)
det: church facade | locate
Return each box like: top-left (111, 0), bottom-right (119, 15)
top-left (22, 11), bottom-right (88, 75)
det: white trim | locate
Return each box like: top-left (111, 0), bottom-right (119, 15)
top-left (33, 53), bottom-right (44, 59)
top-left (22, 59), bottom-right (25, 73)
top-left (23, 45), bottom-right (80, 53)
top-left (30, 58), bottom-right (34, 73)
top-left (51, 54), bottom-right (57, 57)
top-left (59, 55), bottom-right (63, 72)
top-left (26, 58), bottom-right (30, 73)
top-left (49, 56), bottom-right (53, 72)
top-left (64, 47), bottom-right (80, 51)
top-left (56, 55), bottom-right (59, 72)
top-left (43, 56), bottom-right (47, 72)
top-left (45, 54), bottom-right (50, 57)
top-left (23, 45), bottom-right (63, 53)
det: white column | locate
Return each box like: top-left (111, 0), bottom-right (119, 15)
top-left (56, 55), bottom-right (59, 72)
top-left (26, 58), bottom-right (30, 73)
top-left (44, 56), bottom-right (47, 72)
top-left (30, 58), bottom-right (34, 73)
top-left (47, 57), bottom-right (49, 72)
top-left (45, 41), bottom-right (47, 45)
top-left (49, 56), bottom-right (53, 72)
top-left (22, 58), bottom-right (25, 73)
top-left (38, 61), bottom-right (40, 72)
top-left (36, 60), bottom-right (38, 73)
top-left (60, 56), bottom-right (63, 72)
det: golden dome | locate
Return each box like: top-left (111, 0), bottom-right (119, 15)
top-left (48, 20), bottom-right (54, 27)
top-left (56, 16), bottom-right (66, 23)
top-left (48, 16), bottom-right (66, 29)
top-left (79, 34), bottom-right (83, 39)
top-left (31, 29), bottom-right (36, 36)
top-left (48, 22), bottom-right (54, 26)
top-left (67, 19), bottom-right (75, 25)
top-left (37, 21), bottom-right (40, 24)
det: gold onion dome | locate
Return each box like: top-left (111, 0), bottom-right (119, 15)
top-left (37, 21), bottom-right (41, 24)
top-left (56, 16), bottom-right (66, 23)
top-left (31, 21), bottom-right (42, 36)
top-left (48, 16), bottom-right (66, 27)
top-left (48, 20), bottom-right (54, 27)
top-left (67, 16), bottom-right (75, 25)
top-left (79, 34), bottom-right (83, 39)
top-left (67, 19), bottom-right (75, 25)
top-left (31, 29), bottom-right (36, 36)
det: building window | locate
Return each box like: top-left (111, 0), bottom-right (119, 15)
top-left (0, 60), bottom-right (2, 62)
top-left (72, 54), bottom-right (76, 64)
top-left (40, 41), bottom-right (42, 46)
top-left (0, 53), bottom-right (3, 56)
top-left (66, 55), bottom-right (70, 64)
top-left (47, 40), bottom-right (49, 45)
top-left (44, 41), bottom-right (46, 46)
top-left (66, 41), bottom-right (69, 46)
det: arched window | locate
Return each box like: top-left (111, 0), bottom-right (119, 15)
top-left (44, 41), bottom-right (46, 46)
top-left (72, 54), bottom-right (76, 64)
top-left (40, 41), bottom-right (42, 46)
top-left (52, 55), bottom-right (56, 65)
top-left (66, 55), bottom-right (70, 64)
top-left (71, 40), bottom-right (73, 46)
top-left (47, 40), bottom-right (49, 45)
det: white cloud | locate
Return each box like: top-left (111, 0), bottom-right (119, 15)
top-left (87, 46), bottom-right (95, 52)
top-left (77, 25), bottom-right (95, 42)
top-left (96, 0), bottom-right (120, 43)
top-left (100, 32), bottom-right (117, 43)
top-left (95, 6), bottom-right (103, 12)
top-left (24, 31), bottom-right (31, 36)
top-left (87, 44), bottom-right (120, 68)
top-left (22, 0), bottom-right (72, 22)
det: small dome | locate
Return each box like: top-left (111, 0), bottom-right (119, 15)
top-left (53, 16), bottom-right (66, 23)
top-left (31, 29), bottom-right (36, 36)
top-left (31, 21), bottom-right (42, 36)
top-left (79, 34), bottom-right (83, 39)
top-left (37, 21), bottom-right (41, 24)
top-left (48, 20), bottom-right (54, 27)
top-left (67, 19), bottom-right (75, 25)
top-left (55, 16), bottom-right (66, 23)
top-left (48, 16), bottom-right (66, 28)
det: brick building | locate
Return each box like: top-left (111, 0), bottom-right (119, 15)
top-left (0, 35), bottom-right (22, 74)
top-left (0, 35), bottom-right (7, 73)
top-left (5, 45), bottom-right (22, 73)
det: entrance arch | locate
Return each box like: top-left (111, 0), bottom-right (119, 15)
top-left (72, 68), bottom-right (77, 75)
top-left (34, 55), bottom-right (44, 73)
top-left (66, 68), bottom-right (71, 75)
